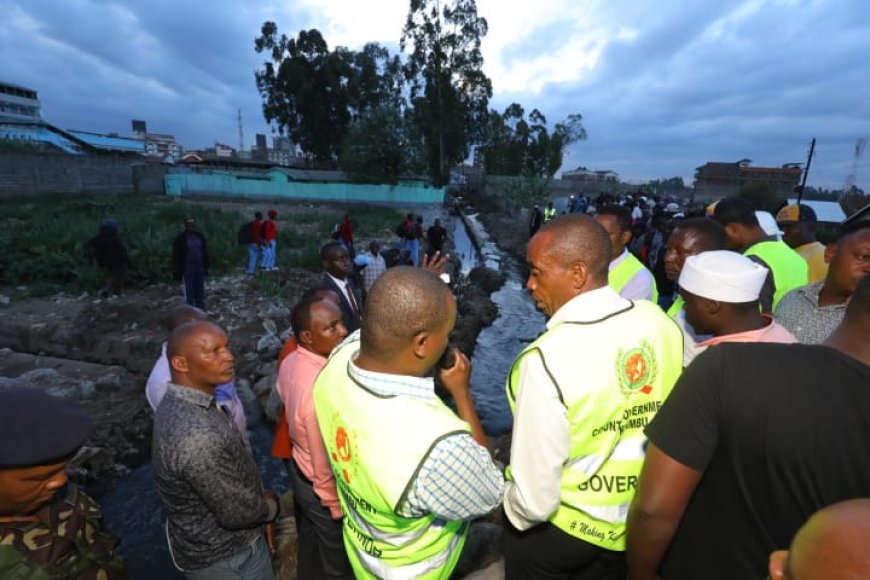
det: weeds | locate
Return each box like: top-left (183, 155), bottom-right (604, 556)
top-left (0, 195), bottom-right (404, 297)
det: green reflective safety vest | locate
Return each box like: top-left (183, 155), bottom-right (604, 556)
top-left (543, 207), bottom-right (556, 221)
top-left (313, 338), bottom-right (472, 579)
top-left (609, 252), bottom-right (659, 302)
top-left (667, 295), bottom-right (684, 319)
top-left (506, 299), bottom-right (683, 551)
top-left (743, 240), bottom-right (808, 310)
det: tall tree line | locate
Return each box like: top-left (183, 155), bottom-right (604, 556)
top-left (254, 0), bottom-right (585, 186)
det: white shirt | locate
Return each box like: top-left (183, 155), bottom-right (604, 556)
top-left (504, 286), bottom-right (630, 530)
top-left (327, 272), bottom-right (356, 308)
top-left (609, 248), bottom-right (655, 301)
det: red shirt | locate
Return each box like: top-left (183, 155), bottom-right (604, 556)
top-left (263, 219), bottom-right (277, 242)
top-left (270, 336), bottom-right (297, 459)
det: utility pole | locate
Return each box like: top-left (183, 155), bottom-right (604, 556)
top-left (797, 137), bottom-right (815, 204)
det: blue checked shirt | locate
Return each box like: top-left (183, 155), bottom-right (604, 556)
top-left (347, 345), bottom-right (504, 521)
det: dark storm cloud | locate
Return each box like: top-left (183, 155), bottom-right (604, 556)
top-left (488, 0), bottom-right (870, 185)
top-left (2, 0), bottom-right (869, 187)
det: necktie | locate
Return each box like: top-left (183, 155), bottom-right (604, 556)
top-left (346, 282), bottom-right (360, 317)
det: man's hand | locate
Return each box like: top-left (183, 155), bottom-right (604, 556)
top-left (421, 251), bottom-right (450, 274)
top-left (438, 348), bottom-right (471, 398)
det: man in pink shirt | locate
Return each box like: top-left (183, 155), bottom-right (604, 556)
top-left (276, 293), bottom-right (350, 579)
top-left (679, 250), bottom-right (797, 365)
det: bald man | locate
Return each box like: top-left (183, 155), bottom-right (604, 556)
top-left (312, 267), bottom-right (503, 579)
top-left (503, 214), bottom-right (683, 579)
top-left (769, 499), bottom-right (870, 580)
top-left (146, 304), bottom-right (247, 439)
top-left (152, 321), bottom-right (280, 579)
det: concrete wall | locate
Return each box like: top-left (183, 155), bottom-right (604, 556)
top-left (0, 151), bottom-right (140, 198)
top-left (164, 170), bottom-right (445, 205)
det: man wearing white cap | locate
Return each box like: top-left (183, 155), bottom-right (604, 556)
top-left (678, 251), bottom-right (796, 365)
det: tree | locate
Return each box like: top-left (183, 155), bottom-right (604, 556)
top-left (739, 182), bottom-right (785, 214)
top-left (254, 24), bottom-right (404, 166)
top-left (401, 0), bottom-right (492, 185)
top-left (339, 106), bottom-right (425, 184)
top-left (477, 105), bottom-right (586, 178)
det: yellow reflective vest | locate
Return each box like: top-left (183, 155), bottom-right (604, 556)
top-left (506, 299), bottom-right (683, 550)
top-left (743, 240), bottom-right (808, 310)
top-left (609, 252), bottom-right (659, 302)
top-left (313, 337), bottom-right (471, 579)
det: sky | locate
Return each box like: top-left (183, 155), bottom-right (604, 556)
top-left (2, 0), bottom-right (869, 189)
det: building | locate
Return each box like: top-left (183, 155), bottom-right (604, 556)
top-left (0, 81), bottom-right (42, 122)
top-left (560, 167), bottom-right (621, 196)
top-left (67, 130), bottom-right (145, 155)
top-left (694, 159), bottom-right (802, 198)
top-left (786, 198), bottom-right (847, 224)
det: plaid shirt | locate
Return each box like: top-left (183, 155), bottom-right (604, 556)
top-left (346, 342), bottom-right (504, 520)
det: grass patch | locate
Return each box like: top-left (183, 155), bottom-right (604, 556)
top-left (0, 195), bottom-right (405, 296)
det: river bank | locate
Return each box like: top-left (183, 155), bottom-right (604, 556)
top-left (0, 197), bottom-right (514, 578)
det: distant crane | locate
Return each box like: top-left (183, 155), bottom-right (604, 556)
top-left (238, 109), bottom-right (244, 153)
top-left (843, 137), bottom-right (867, 193)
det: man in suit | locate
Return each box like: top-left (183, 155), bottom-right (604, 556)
top-left (317, 241), bottom-right (362, 333)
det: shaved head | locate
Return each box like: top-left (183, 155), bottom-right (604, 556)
top-left (771, 499), bottom-right (870, 580)
top-left (168, 320), bottom-right (224, 359)
top-left (167, 304), bottom-right (208, 331)
top-left (536, 214), bottom-right (612, 284)
top-left (361, 267), bottom-right (453, 360)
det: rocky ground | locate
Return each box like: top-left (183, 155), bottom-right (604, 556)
top-left (0, 198), bottom-right (511, 578)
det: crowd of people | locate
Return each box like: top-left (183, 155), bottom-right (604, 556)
top-left (3, 196), bottom-right (869, 580)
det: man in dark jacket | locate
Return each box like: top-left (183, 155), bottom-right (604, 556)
top-left (85, 218), bottom-right (129, 297)
top-left (317, 241), bottom-right (362, 333)
top-left (172, 218), bottom-right (209, 310)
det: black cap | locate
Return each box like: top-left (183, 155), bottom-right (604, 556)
top-left (0, 387), bottom-right (91, 468)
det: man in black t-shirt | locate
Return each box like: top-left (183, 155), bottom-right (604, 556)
top-left (625, 275), bottom-right (870, 580)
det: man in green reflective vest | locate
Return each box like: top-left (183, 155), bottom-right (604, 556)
top-left (713, 197), bottom-right (808, 313)
top-left (543, 201), bottom-right (557, 222)
top-left (503, 214), bottom-right (683, 579)
top-left (313, 267), bottom-right (504, 579)
top-left (595, 205), bottom-right (658, 301)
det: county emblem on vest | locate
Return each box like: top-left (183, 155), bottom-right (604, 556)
top-left (331, 422), bottom-right (359, 484)
top-left (615, 340), bottom-right (657, 395)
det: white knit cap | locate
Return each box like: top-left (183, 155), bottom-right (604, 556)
top-left (679, 250), bottom-right (768, 303)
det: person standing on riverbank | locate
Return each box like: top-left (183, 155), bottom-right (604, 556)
top-left (426, 218), bottom-right (448, 261)
top-left (172, 218), bottom-right (209, 310)
top-left (313, 267), bottom-right (503, 579)
top-left (146, 304), bottom-right (247, 441)
top-left (152, 320), bottom-right (280, 579)
top-left (0, 387), bottom-right (129, 579)
top-left (318, 241), bottom-right (362, 333)
top-left (530, 204), bottom-right (543, 236)
top-left (262, 210), bottom-right (279, 271)
top-left (85, 218), bottom-right (129, 297)
top-left (247, 211), bottom-right (264, 275)
top-left (277, 295), bottom-right (351, 579)
top-left (503, 214), bottom-right (683, 579)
